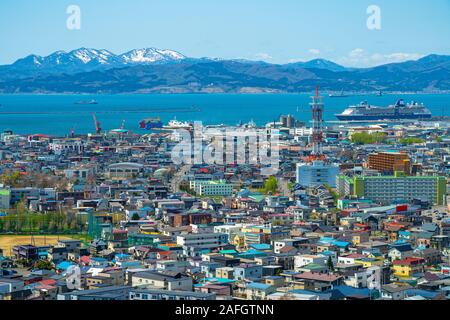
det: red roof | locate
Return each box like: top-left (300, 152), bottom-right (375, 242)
top-left (158, 251), bottom-right (173, 256)
top-left (393, 257), bottom-right (425, 266)
top-left (39, 279), bottom-right (57, 286)
top-left (80, 256), bottom-right (90, 264)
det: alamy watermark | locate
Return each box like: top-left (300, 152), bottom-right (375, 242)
top-left (170, 122), bottom-right (280, 176)
top-left (367, 5), bottom-right (381, 30)
top-left (66, 5), bottom-right (81, 30)
top-left (66, 265), bottom-right (81, 290)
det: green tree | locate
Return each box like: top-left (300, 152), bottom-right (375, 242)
top-left (69, 219), bottom-right (78, 231)
top-left (0, 171), bottom-right (22, 187)
top-left (48, 220), bottom-right (57, 233)
top-left (15, 197), bottom-right (29, 215)
top-left (399, 137), bottom-right (424, 145)
top-left (324, 184), bottom-right (340, 206)
top-left (351, 132), bottom-right (386, 145)
top-left (260, 176), bottom-right (278, 194)
top-left (34, 260), bottom-right (54, 270)
top-left (327, 256), bottom-right (334, 272)
top-left (131, 213), bottom-right (141, 221)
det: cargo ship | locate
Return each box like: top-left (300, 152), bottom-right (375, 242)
top-left (139, 117), bottom-right (164, 130)
top-left (335, 99), bottom-right (432, 121)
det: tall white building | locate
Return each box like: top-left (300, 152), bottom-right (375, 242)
top-left (296, 161), bottom-right (339, 188)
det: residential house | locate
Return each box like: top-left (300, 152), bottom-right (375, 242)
top-left (392, 257), bottom-right (426, 278)
top-left (131, 271), bottom-right (193, 291)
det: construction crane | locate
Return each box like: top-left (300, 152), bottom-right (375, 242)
top-left (92, 113), bottom-right (102, 134)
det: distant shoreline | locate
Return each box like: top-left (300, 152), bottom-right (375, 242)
top-left (1, 91), bottom-right (450, 96)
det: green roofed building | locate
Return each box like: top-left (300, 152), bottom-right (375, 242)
top-left (353, 174), bottom-right (447, 205)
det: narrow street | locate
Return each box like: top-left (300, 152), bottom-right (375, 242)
top-left (278, 177), bottom-right (292, 197)
top-left (170, 164), bottom-right (192, 192)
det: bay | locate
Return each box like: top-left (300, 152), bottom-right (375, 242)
top-left (0, 93), bottom-right (448, 136)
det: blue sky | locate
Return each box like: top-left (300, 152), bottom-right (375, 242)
top-left (0, 0), bottom-right (449, 67)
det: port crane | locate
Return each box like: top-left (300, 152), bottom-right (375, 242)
top-left (92, 113), bottom-right (102, 134)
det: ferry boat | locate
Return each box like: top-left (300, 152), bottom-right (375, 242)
top-left (163, 119), bottom-right (193, 129)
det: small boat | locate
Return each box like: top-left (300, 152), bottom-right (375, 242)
top-left (75, 99), bottom-right (98, 105)
top-left (329, 89), bottom-right (350, 98)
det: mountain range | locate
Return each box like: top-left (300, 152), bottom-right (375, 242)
top-left (0, 48), bottom-right (449, 94)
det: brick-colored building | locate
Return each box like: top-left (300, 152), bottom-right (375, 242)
top-left (367, 152), bottom-right (411, 174)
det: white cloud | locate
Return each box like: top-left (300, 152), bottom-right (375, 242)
top-left (253, 53), bottom-right (273, 61)
top-left (337, 49), bottom-right (424, 67)
top-left (308, 48), bottom-right (321, 56)
top-left (349, 48), bottom-right (365, 58)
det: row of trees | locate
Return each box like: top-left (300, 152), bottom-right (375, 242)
top-left (0, 170), bottom-right (70, 190)
top-left (0, 211), bottom-right (86, 234)
top-left (351, 132), bottom-right (386, 145)
top-left (399, 137), bottom-right (425, 145)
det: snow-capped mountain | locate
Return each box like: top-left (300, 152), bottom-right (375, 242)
top-left (0, 47), bottom-right (188, 80)
top-left (119, 48), bottom-right (186, 64)
top-left (13, 48), bottom-right (119, 68)
top-left (1, 51), bottom-right (449, 93)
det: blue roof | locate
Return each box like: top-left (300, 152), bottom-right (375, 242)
top-left (390, 243), bottom-right (413, 250)
top-left (118, 261), bottom-right (142, 268)
top-left (91, 257), bottom-right (108, 262)
top-left (319, 237), bottom-right (349, 248)
top-left (56, 261), bottom-right (74, 270)
top-left (247, 282), bottom-right (272, 290)
top-left (249, 244), bottom-right (272, 250)
top-left (265, 276), bottom-right (283, 280)
top-left (319, 237), bottom-right (335, 244)
top-left (333, 286), bottom-right (371, 298)
top-left (220, 250), bottom-right (237, 255)
top-left (405, 289), bottom-right (440, 299)
top-left (202, 277), bottom-right (236, 284)
top-left (333, 241), bottom-right (350, 248)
